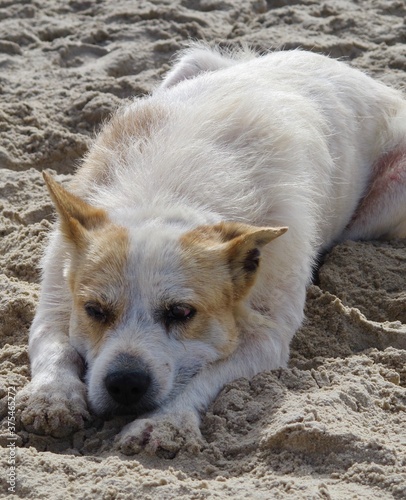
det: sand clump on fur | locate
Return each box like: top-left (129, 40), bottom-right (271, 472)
top-left (0, 0), bottom-right (405, 498)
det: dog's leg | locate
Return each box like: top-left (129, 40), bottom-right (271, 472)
top-left (16, 233), bottom-right (90, 437)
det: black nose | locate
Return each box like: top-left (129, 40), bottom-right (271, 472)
top-left (104, 370), bottom-right (151, 406)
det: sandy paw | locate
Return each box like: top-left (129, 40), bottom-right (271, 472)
top-left (16, 378), bottom-right (90, 438)
top-left (116, 412), bottom-right (203, 458)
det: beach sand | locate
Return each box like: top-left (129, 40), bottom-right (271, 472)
top-left (0, 0), bottom-right (405, 498)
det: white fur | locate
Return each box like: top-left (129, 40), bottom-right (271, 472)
top-left (19, 45), bottom-right (406, 451)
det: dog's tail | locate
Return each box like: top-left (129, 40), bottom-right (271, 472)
top-left (159, 42), bottom-right (255, 90)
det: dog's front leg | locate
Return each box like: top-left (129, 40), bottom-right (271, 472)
top-left (17, 234), bottom-right (90, 437)
top-left (117, 326), bottom-right (287, 457)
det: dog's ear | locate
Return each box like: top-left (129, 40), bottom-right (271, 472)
top-left (43, 171), bottom-right (108, 248)
top-left (219, 222), bottom-right (288, 300)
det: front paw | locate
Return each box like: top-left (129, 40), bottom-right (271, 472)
top-left (16, 376), bottom-right (90, 438)
top-left (116, 410), bottom-right (203, 458)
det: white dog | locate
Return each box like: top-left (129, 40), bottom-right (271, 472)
top-left (19, 45), bottom-right (406, 455)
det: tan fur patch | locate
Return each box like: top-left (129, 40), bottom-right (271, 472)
top-left (74, 102), bottom-right (169, 188)
top-left (69, 223), bottom-right (130, 353)
top-left (182, 222), bottom-right (287, 296)
top-left (179, 225), bottom-right (241, 355)
top-left (179, 222), bottom-right (287, 354)
top-left (43, 171), bottom-right (108, 248)
top-left (44, 173), bottom-right (131, 353)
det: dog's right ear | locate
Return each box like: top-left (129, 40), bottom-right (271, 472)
top-left (43, 171), bottom-right (108, 248)
top-left (219, 222), bottom-right (288, 300)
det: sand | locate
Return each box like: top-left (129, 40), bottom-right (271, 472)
top-left (0, 0), bottom-right (405, 498)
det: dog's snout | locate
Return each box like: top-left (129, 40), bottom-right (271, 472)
top-left (104, 370), bottom-right (151, 406)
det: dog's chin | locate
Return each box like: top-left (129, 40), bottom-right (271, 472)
top-left (90, 396), bottom-right (159, 420)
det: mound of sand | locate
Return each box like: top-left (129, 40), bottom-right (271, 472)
top-left (0, 0), bottom-right (405, 498)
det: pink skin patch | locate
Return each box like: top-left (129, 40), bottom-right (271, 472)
top-left (348, 148), bottom-right (406, 230)
top-left (142, 425), bottom-right (154, 446)
top-left (375, 149), bottom-right (406, 184)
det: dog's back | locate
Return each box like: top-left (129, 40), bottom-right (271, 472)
top-left (76, 47), bottom-right (405, 252)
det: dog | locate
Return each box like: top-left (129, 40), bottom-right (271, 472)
top-left (19, 44), bottom-right (406, 455)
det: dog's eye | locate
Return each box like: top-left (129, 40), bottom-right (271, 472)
top-left (84, 302), bottom-right (108, 323)
top-left (164, 304), bottom-right (196, 326)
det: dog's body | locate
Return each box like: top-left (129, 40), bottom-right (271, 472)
top-left (20, 46), bottom-right (406, 453)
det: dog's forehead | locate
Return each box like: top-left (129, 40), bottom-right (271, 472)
top-left (125, 224), bottom-right (192, 298)
top-left (124, 223), bottom-right (228, 303)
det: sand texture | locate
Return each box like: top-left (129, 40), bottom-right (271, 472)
top-left (1, 0), bottom-right (406, 498)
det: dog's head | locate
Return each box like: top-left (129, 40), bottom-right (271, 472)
top-left (44, 173), bottom-right (287, 417)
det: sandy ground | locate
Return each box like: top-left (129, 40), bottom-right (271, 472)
top-left (0, 0), bottom-right (405, 498)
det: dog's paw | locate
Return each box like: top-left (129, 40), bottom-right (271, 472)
top-left (16, 376), bottom-right (90, 438)
top-left (116, 411), bottom-right (203, 458)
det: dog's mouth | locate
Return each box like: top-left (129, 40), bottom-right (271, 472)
top-left (171, 364), bottom-right (201, 391)
top-left (98, 396), bottom-right (159, 420)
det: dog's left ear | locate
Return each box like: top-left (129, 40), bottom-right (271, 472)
top-left (43, 171), bottom-right (108, 249)
top-left (220, 222), bottom-right (288, 300)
